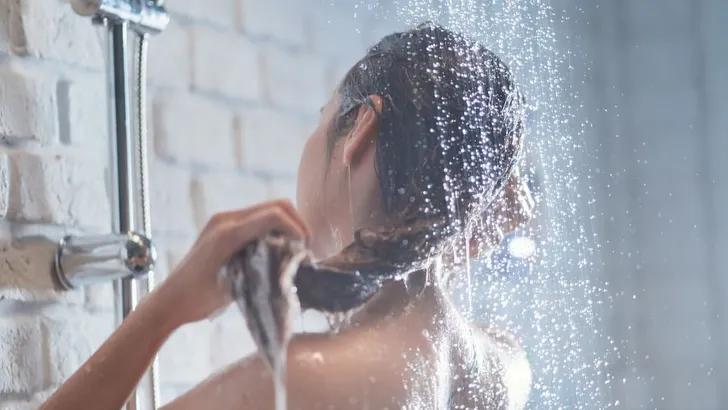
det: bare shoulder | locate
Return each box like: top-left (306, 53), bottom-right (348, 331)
top-left (161, 326), bottom-right (416, 410)
top-left (473, 324), bottom-right (533, 410)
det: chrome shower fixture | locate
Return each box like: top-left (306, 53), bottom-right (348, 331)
top-left (16, 2), bottom-right (169, 410)
top-left (55, 232), bottom-right (157, 290)
top-left (70, 0), bottom-right (169, 33)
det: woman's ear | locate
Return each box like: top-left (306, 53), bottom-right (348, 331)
top-left (342, 95), bottom-right (383, 167)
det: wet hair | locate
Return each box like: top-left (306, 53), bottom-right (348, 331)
top-left (295, 22), bottom-right (526, 312)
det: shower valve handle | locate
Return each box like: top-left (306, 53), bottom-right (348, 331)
top-left (54, 232), bottom-right (157, 290)
top-left (13, 232), bottom-right (157, 291)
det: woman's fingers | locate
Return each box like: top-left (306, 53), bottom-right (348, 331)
top-left (213, 204), bottom-right (309, 260)
top-left (273, 199), bottom-right (312, 239)
top-left (201, 199), bottom-right (310, 239)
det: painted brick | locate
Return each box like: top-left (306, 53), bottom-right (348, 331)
top-left (0, 1), bottom-right (14, 53)
top-left (238, 0), bottom-right (307, 47)
top-left (0, 61), bottom-right (58, 144)
top-left (9, 0), bottom-right (104, 69)
top-left (0, 316), bottom-right (44, 395)
top-left (153, 92), bottom-right (236, 166)
top-left (149, 161), bottom-right (196, 237)
top-left (0, 233), bottom-right (65, 303)
top-left (166, 0), bottom-right (237, 29)
top-left (83, 282), bottom-right (115, 313)
top-left (190, 27), bottom-right (261, 101)
top-left (261, 46), bottom-right (330, 115)
top-left (58, 72), bottom-right (110, 154)
top-left (267, 178), bottom-right (297, 205)
top-left (190, 172), bottom-right (268, 230)
top-left (0, 399), bottom-right (44, 410)
top-left (6, 151), bottom-right (110, 230)
top-left (236, 108), bottom-right (307, 175)
top-left (148, 19), bottom-right (191, 89)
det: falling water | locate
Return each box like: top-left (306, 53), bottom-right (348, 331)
top-left (341, 0), bottom-right (611, 409)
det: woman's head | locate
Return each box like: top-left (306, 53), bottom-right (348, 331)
top-left (298, 22), bottom-right (526, 264)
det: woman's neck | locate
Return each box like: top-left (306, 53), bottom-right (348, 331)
top-left (348, 279), bottom-right (449, 328)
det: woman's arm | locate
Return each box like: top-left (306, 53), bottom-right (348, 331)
top-left (38, 200), bottom-right (310, 410)
top-left (39, 284), bottom-right (182, 410)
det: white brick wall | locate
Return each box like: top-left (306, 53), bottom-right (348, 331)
top-left (0, 61), bottom-right (58, 144)
top-left (0, 0), bottom-right (374, 407)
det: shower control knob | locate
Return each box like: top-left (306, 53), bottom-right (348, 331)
top-left (54, 232), bottom-right (158, 290)
top-left (121, 232), bottom-right (156, 274)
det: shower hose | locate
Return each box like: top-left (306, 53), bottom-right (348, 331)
top-left (134, 31), bottom-right (161, 409)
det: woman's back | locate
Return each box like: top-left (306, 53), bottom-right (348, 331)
top-left (370, 304), bottom-right (532, 410)
top-left (352, 286), bottom-right (532, 410)
top-left (159, 283), bottom-right (530, 410)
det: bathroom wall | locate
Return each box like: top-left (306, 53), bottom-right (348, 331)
top-left (565, 0), bottom-right (728, 409)
top-left (0, 0), bottom-right (403, 408)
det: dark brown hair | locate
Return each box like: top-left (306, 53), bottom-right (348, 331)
top-left (295, 22), bottom-right (526, 313)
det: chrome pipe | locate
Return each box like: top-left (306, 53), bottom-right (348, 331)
top-left (108, 19), bottom-right (139, 325)
top-left (108, 20), bottom-right (145, 410)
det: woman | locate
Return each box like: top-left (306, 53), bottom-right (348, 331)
top-left (40, 22), bottom-right (534, 410)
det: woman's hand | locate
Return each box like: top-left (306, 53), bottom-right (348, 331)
top-left (38, 200), bottom-right (308, 410)
top-left (157, 199), bottom-right (311, 326)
